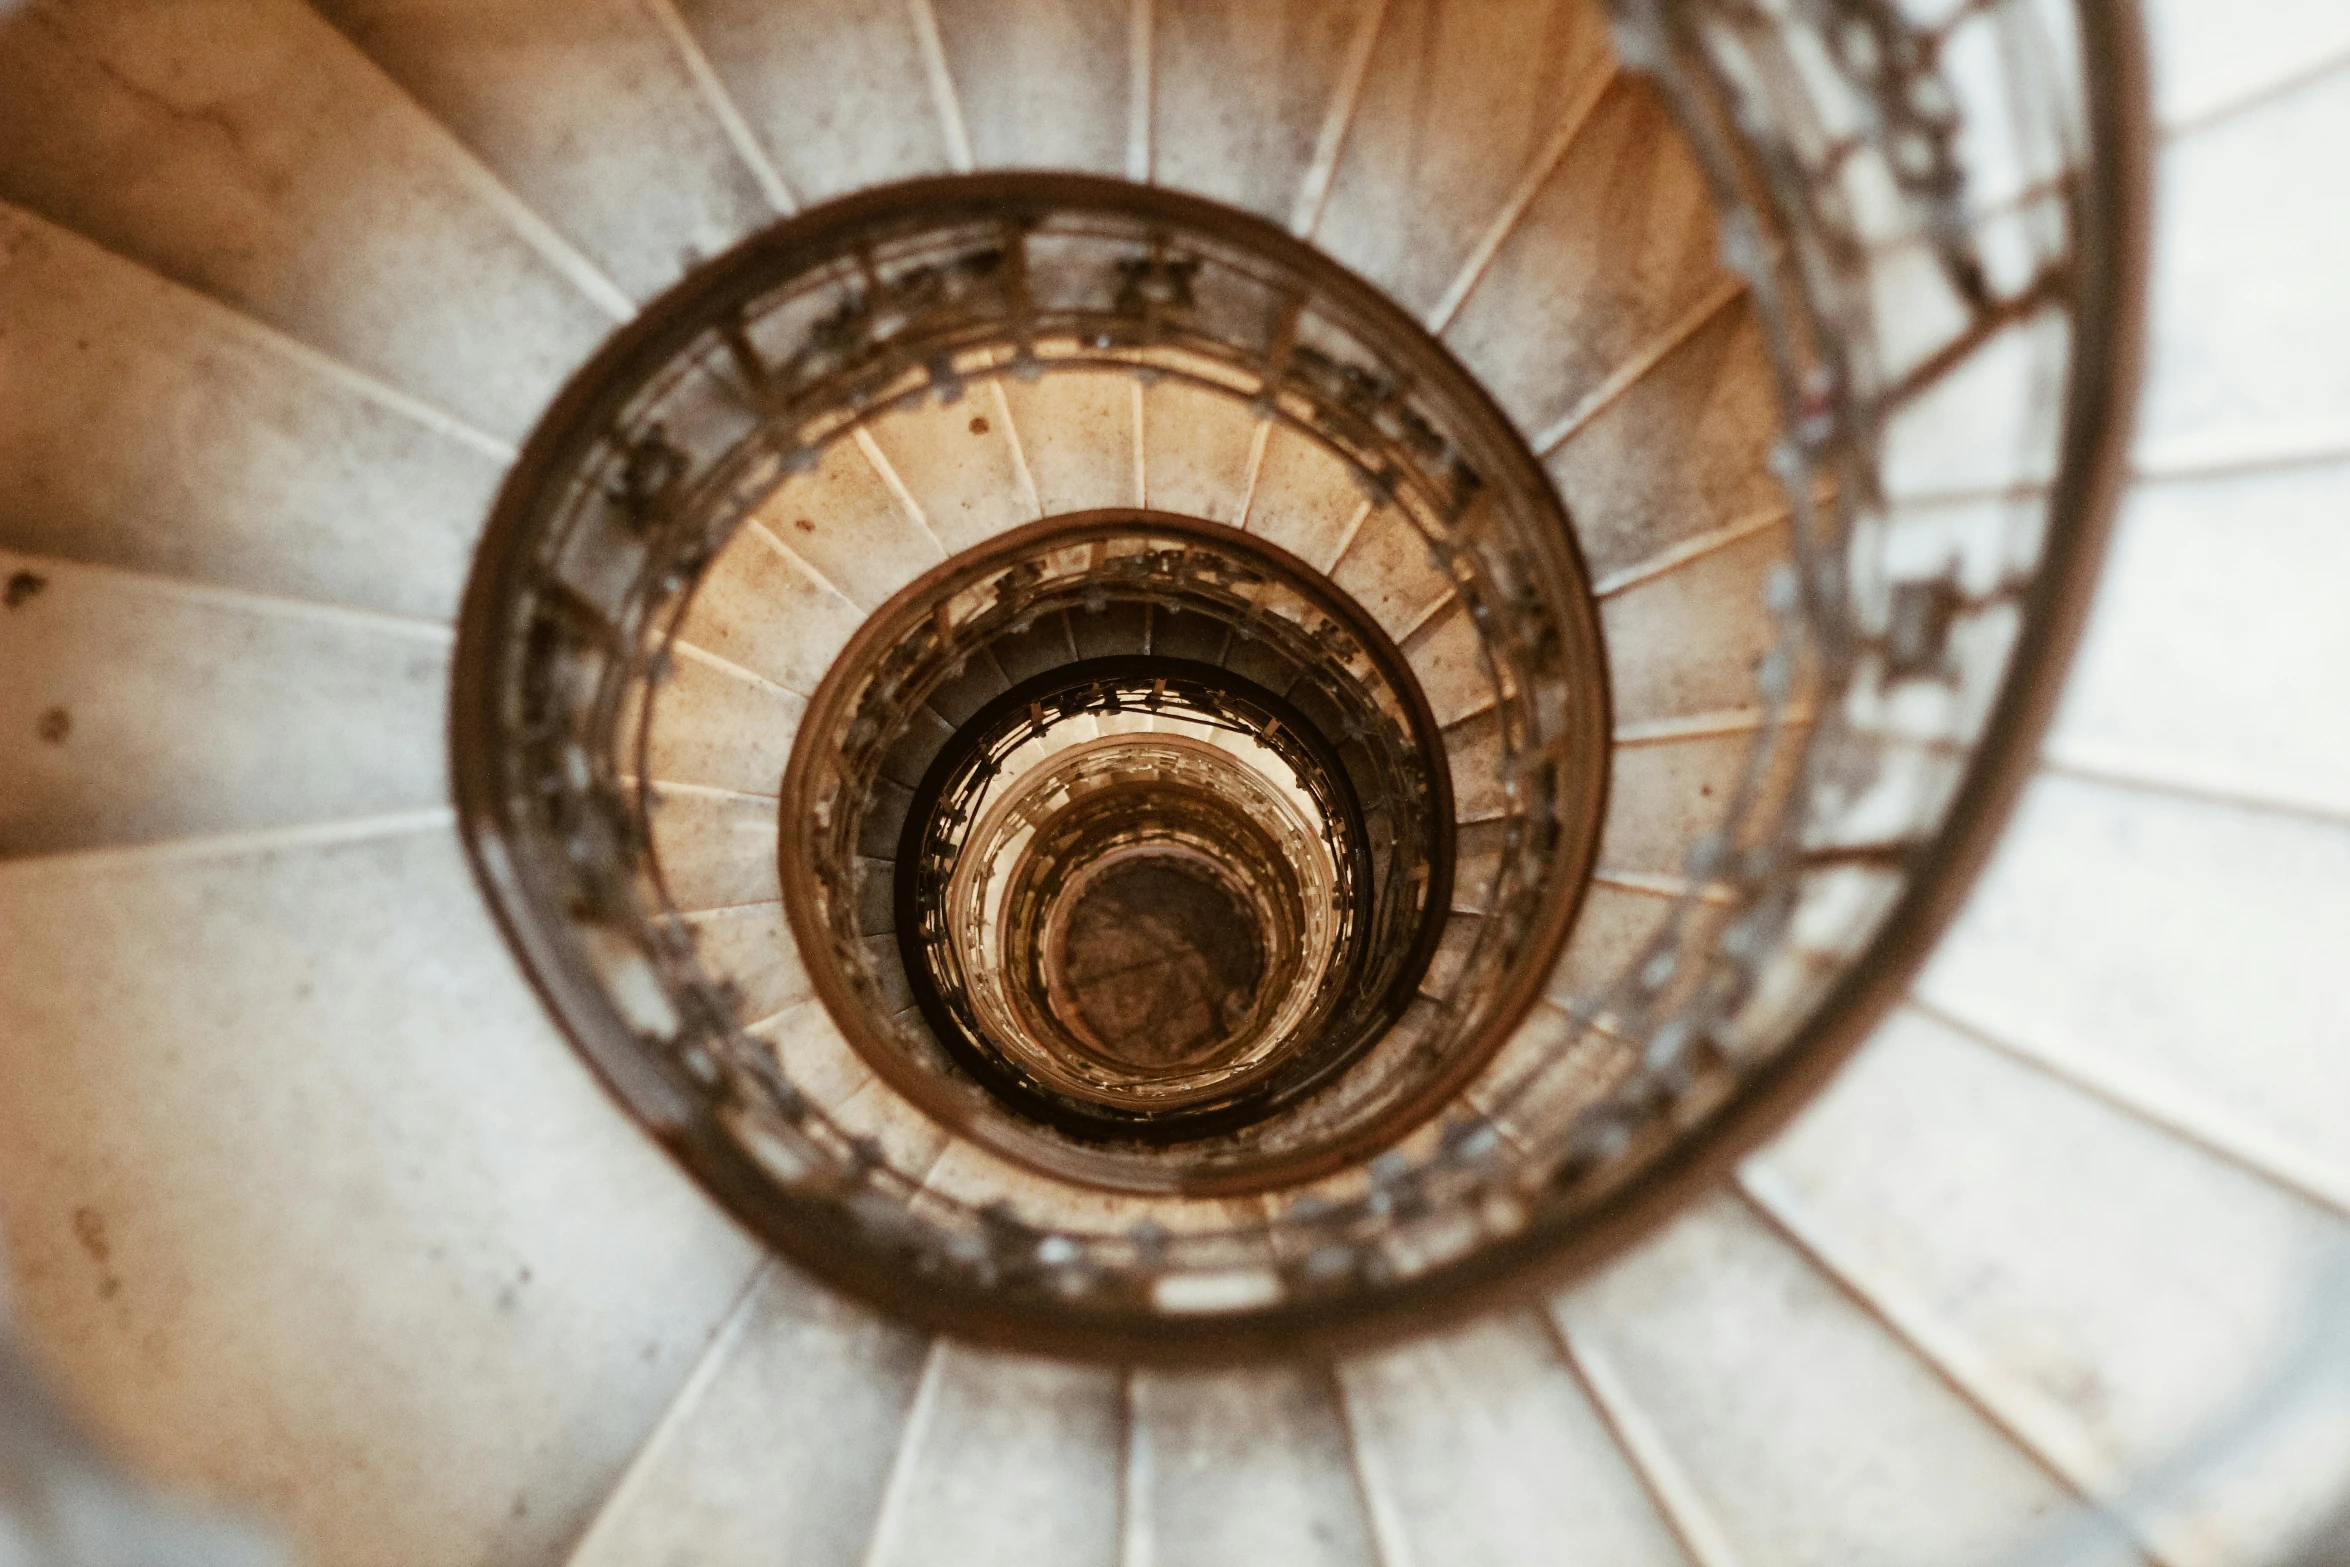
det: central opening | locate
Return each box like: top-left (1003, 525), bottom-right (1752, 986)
top-left (1048, 847), bottom-right (1267, 1073)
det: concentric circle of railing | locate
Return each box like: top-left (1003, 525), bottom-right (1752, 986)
top-left (795, 511), bottom-right (1498, 1185)
top-left (451, 0), bottom-right (2143, 1354)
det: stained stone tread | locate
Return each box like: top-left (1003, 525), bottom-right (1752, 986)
top-left (309, 0), bottom-right (779, 303)
top-left (0, 549), bottom-right (449, 857)
top-left (0, 822), bottom-right (762, 1567)
top-left (0, 0), bottom-right (620, 438)
top-left (0, 200), bottom-right (504, 620)
top-left (1335, 1309), bottom-right (1691, 1567)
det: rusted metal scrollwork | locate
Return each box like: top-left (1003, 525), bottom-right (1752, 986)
top-left (450, 0), bottom-right (2144, 1356)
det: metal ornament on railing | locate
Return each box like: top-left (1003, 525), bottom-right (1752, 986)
top-left (1460, 0), bottom-right (2097, 1178)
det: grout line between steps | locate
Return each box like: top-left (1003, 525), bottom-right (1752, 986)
top-left (854, 429), bottom-right (952, 562)
top-left (1233, 417), bottom-right (1274, 527)
top-left (0, 807), bottom-right (456, 877)
top-left (990, 380), bottom-right (1046, 520)
top-left (326, 20), bottom-right (639, 323)
top-left (854, 1341), bottom-right (948, 1567)
top-left (1593, 503), bottom-right (1788, 599)
top-left (1131, 379), bottom-right (1151, 507)
top-left (1590, 868), bottom-right (1739, 906)
top-left (1614, 704), bottom-right (1814, 746)
top-left (0, 545), bottom-right (457, 642)
top-left (630, 775), bottom-right (783, 805)
top-left (1126, 0), bottom-right (1156, 184)
top-left (670, 635), bottom-right (810, 700)
top-left (557, 1258), bottom-right (776, 1565)
top-left (744, 515), bottom-right (870, 619)
top-left (1119, 1368), bottom-right (1154, 1567)
top-left (2037, 737), bottom-right (2350, 827)
top-left (2159, 38), bottom-right (2350, 141)
top-left (1532, 278), bottom-right (1746, 458)
top-left (1329, 1361), bottom-right (1418, 1567)
top-left (906, 0), bottom-right (975, 174)
top-left (2131, 423), bottom-right (2350, 486)
top-left (1321, 497), bottom-right (1377, 575)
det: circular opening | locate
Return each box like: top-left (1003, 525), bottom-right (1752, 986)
top-left (1048, 847), bottom-right (1269, 1073)
top-left (813, 518), bottom-right (1488, 1177)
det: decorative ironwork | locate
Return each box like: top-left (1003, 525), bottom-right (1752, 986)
top-left (451, 0), bottom-right (2145, 1354)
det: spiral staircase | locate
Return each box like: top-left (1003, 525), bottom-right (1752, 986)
top-left (4, 0), bottom-right (2349, 1564)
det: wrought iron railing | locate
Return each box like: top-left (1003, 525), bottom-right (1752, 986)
top-left (451, 0), bottom-right (2141, 1353)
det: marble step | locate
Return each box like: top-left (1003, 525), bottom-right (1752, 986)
top-left (671, 0), bottom-right (960, 205)
top-left (565, 1261), bottom-right (931, 1567)
top-left (0, 550), bottom-right (448, 857)
top-left (858, 1340), bottom-right (1125, 1567)
top-left (1752, 999), bottom-right (2350, 1563)
top-left (1556, 1191), bottom-right (2122, 1567)
top-left (1334, 1307), bottom-right (1691, 1567)
top-left (1915, 774), bottom-right (2350, 1216)
top-left (0, 200), bottom-right (503, 621)
top-left (0, 818), bottom-right (760, 1567)
top-left (309, 0), bottom-right (779, 303)
top-left (0, 0), bottom-right (620, 440)
top-left (1131, 1359), bottom-right (1380, 1567)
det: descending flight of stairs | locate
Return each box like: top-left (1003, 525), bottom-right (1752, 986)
top-left (2, 1), bottom-right (2348, 1564)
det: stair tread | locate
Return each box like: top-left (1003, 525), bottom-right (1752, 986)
top-left (645, 647), bottom-right (806, 798)
top-left (0, 0), bottom-right (616, 439)
top-left (1759, 1002), bottom-right (2350, 1561)
top-left (1328, 506), bottom-right (1450, 646)
top-left (1310, 0), bottom-right (1613, 322)
top-left (862, 383), bottom-right (1046, 556)
top-left (2147, 0), bottom-right (2350, 128)
top-left (863, 1342), bottom-right (1122, 1567)
top-left (1132, 1360), bottom-right (1380, 1567)
top-left (1149, 0), bottom-right (1374, 229)
top-left (746, 437), bottom-right (947, 614)
top-left (1143, 378), bottom-right (1262, 527)
top-left (1336, 1308), bottom-right (1690, 1567)
top-left (2136, 64), bottom-right (2350, 466)
top-left (928, 0), bottom-right (1128, 177)
top-left (1595, 729), bottom-right (1807, 881)
top-left (0, 818), bottom-right (761, 1567)
top-left (1401, 600), bottom-right (1494, 729)
top-left (310, 0), bottom-right (777, 303)
top-left (0, 202), bottom-right (503, 621)
top-left (646, 786), bottom-right (782, 914)
top-left (1439, 81), bottom-right (1722, 450)
top-left (1545, 300), bottom-right (1780, 584)
top-left (672, 0), bottom-right (953, 206)
top-left (999, 368), bottom-right (1144, 517)
top-left (688, 901), bottom-right (811, 1025)
top-left (2051, 460), bottom-right (2350, 814)
top-left (1918, 772), bottom-right (2350, 1220)
top-left (1597, 522), bottom-right (1788, 725)
top-left (1243, 424), bottom-right (1372, 573)
top-left (1558, 1193), bottom-right (2108, 1567)
top-left (677, 524), bottom-right (867, 700)
top-left (568, 1263), bottom-right (931, 1567)
top-left (0, 551), bottom-right (448, 857)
